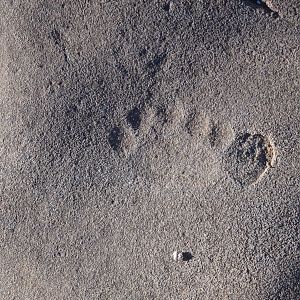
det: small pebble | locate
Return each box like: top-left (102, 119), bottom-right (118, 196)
top-left (173, 251), bottom-right (193, 262)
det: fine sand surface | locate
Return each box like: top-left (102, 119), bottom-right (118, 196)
top-left (0, 1), bottom-right (299, 299)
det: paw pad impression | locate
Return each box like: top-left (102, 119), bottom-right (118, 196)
top-left (223, 133), bottom-right (276, 186)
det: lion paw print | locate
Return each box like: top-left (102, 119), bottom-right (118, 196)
top-left (107, 103), bottom-right (276, 187)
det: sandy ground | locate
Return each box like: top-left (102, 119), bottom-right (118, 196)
top-left (0, 1), bottom-right (299, 299)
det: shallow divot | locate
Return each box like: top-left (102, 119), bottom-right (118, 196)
top-left (223, 133), bottom-right (276, 186)
top-left (162, 1), bottom-right (174, 13)
top-left (185, 111), bottom-right (210, 136)
top-left (108, 105), bottom-right (159, 155)
top-left (108, 126), bottom-right (123, 151)
top-left (127, 107), bottom-right (141, 131)
top-left (173, 251), bottom-right (193, 262)
top-left (50, 29), bottom-right (62, 46)
top-left (208, 123), bottom-right (221, 148)
top-left (162, 2), bottom-right (170, 12)
top-left (165, 101), bottom-right (185, 128)
top-left (207, 121), bottom-right (235, 150)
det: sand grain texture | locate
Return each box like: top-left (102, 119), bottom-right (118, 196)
top-left (0, 0), bottom-right (299, 299)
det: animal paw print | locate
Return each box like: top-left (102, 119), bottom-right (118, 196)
top-left (223, 133), bottom-right (276, 186)
top-left (108, 105), bottom-right (276, 187)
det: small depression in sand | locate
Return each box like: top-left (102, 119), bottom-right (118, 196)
top-left (223, 133), bottom-right (276, 187)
